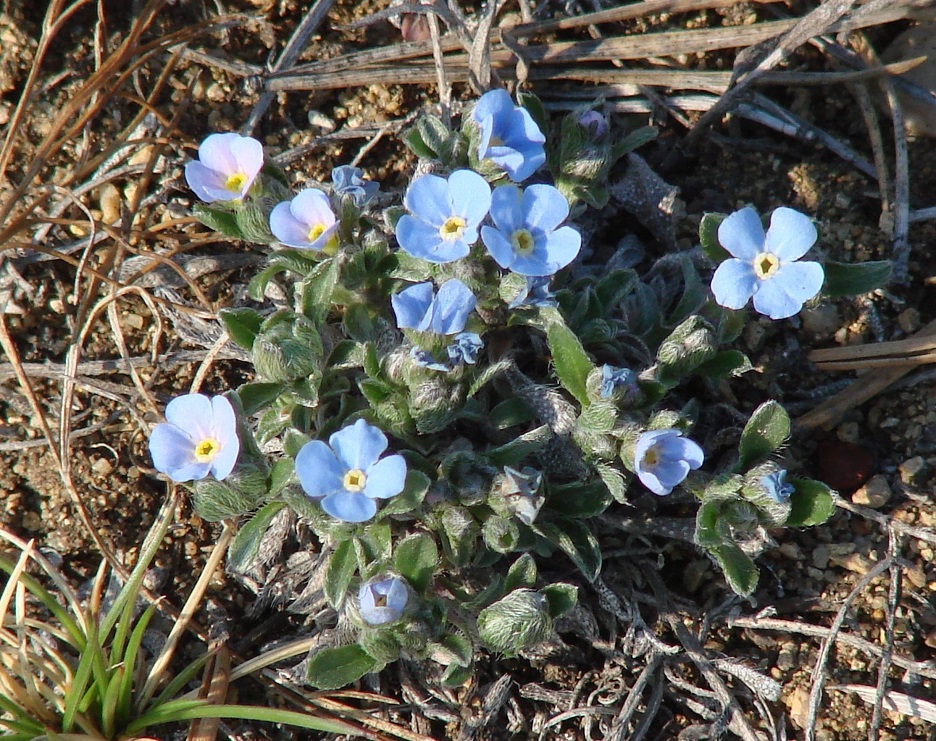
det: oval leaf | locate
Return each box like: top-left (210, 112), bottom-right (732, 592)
top-left (823, 260), bottom-right (892, 298)
top-left (307, 645), bottom-right (381, 690)
top-left (738, 400), bottom-right (790, 469)
top-left (786, 477), bottom-right (835, 527)
top-left (393, 533), bottom-right (438, 594)
top-left (546, 321), bottom-right (594, 406)
top-left (229, 501), bottom-right (286, 573)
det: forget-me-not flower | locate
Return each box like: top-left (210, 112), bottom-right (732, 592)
top-left (269, 188), bottom-right (339, 251)
top-left (295, 419), bottom-right (406, 523)
top-left (600, 365), bottom-right (637, 399)
top-left (762, 469), bottom-right (795, 503)
top-left (332, 165), bottom-right (379, 207)
top-left (481, 184), bottom-right (581, 277)
top-left (634, 429), bottom-right (704, 496)
top-left (447, 332), bottom-right (484, 365)
top-left (359, 576), bottom-right (409, 625)
top-left (409, 346), bottom-right (449, 372)
top-left (149, 393), bottom-right (240, 482)
top-left (711, 206), bottom-right (824, 320)
top-left (184, 133), bottom-right (264, 203)
top-left (391, 279), bottom-right (476, 335)
top-left (396, 170), bottom-right (491, 263)
top-left (473, 89), bottom-right (546, 182)
top-left (508, 275), bottom-right (558, 309)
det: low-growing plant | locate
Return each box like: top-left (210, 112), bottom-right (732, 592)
top-left (148, 90), bottom-right (890, 691)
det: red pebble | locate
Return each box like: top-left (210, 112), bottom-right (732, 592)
top-left (817, 440), bottom-right (875, 494)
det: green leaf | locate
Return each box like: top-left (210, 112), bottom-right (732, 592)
top-left (404, 127), bottom-right (436, 159)
top-left (699, 212), bottom-right (729, 263)
top-left (596, 463), bottom-right (630, 504)
top-left (786, 477), bottom-right (835, 526)
top-left (193, 203), bottom-right (243, 239)
top-left (229, 501), bottom-right (286, 573)
top-left (379, 469), bottom-right (429, 517)
top-left (537, 519), bottom-right (602, 582)
top-left (697, 349), bottom-right (753, 379)
top-left (269, 457), bottom-right (295, 495)
top-left (328, 339), bottom-right (364, 369)
top-left (300, 257), bottom-right (340, 322)
top-left (505, 553), bottom-right (537, 592)
top-left (307, 645), bottom-right (382, 690)
top-left (236, 381), bottom-right (284, 415)
top-left (541, 583), bottom-right (578, 619)
top-left (441, 662), bottom-right (473, 687)
top-left (324, 539), bottom-right (358, 607)
top-left (393, 533), bottom-right (438, 594)
top-left (823, 260), bottom-right (892, 298)
top-left (667, 256), bottom-right (708, 326)
top-left (738, 400), bottom-right (790, 469)
top-left (611, 124), bottom-right (657, 162)
top-left (343, 303), bottom-right (376, 342)
top-left (219, 307), bottom-right (263, 350)
top-left (546, 480), bottom-right (612, 518)
top-left (437, 633), bottom-right (473, 668)
top-left (595, 269), bottom-right (638, 311)
top-left (546, 321), bottom-right (594, 406)
top-left (708, 543), bottom-right (758, 596)
top-left (716, 307), bottom-right (747, 343)
top-left (489, 398), bottom-right (534, 430)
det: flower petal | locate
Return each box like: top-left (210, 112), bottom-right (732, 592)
top-left (363, 454), bottom-right (407, 499)
top-left (197, 133), bottom-right (240, 174)
top-left (472, 89), bottom-right (513, 126)
top-left (718, 206), bottom-right (765, 260)
top-left (404, 173), bottom-right (452, 227)
top-left (270, 201), bottom-right (314, 247)
top-left (329, 419), bottom-right (388, 470)
top-left (667, 437), bottom-right (704, 469)
top-left (295, 440), bottom-right (345, 498)
top-left (208, 396), bottom-right (239, 480)
top-left (291, 188), bottom-right (335, 227)
top-left (184, 161), bottom-right (229, 202)
top-left (149, 423), bottom-right (206, 482)
top-left (711, 259), bottom-right (757, 310)
top-left (635, 467), bottom-right (671, 496)
top-left (432, 279), bottom-right (476, 335)
top-left (489, 185), bottom-right (524, 234)
top-left (322, 491), bottom-right (377, 523)
top-left (510, 227), bottom-right (580, 277)
top-left (391, 282), bottom-right (433, 330)
top-left (480, 225), bottom-right (516, 270)
top-left (397, 216), bottom-right (452, 262)
top-left (449, 170), bottom-right (492, 229)
top-left (228, 135), bottom-right (264, 183)
top-left (165, 393), bottom-right (213, 442)
top-left (521, 184), bottom-right (569, 233)
top-left (764, 207), bottom-right (817, 261)
top-left (752, 261), bottom-right (825, 320)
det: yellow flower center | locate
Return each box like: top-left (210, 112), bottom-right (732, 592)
top-left (753, 251), bottom-right (780, 280)
top-left (374, 592), bottom-right (388, 607)
top-left (439, 216), bottom-right (467, 241)
top-left (343, 468), bottom-right (367, 492)
top-left (224, 172), bottom-right (248, 193)
top-left (194, 438), bottom-right (221, 463)
top-left (510, 229), bottom-right (535, 255)
top-left (489, 134), bottom-right (504, 147)
top-left (643, 445), bottom-right (659, 466)
top-left (307, 223), bottom-right (326, 242)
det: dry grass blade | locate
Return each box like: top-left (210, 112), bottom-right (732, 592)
top-left (831, 685), bottom-right (936, 723)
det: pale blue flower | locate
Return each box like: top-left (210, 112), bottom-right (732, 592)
top-left (447, 332), bottom-right (483, 365)
top-left (600, 365), bottom-right (636, 399)
top-left (269, 188), bottom-right (339, 251)
top-left (149, 394), bottom-right (240, 482)
top-left (508, 276), bottom-right (557, 308)
top-left (185, 133), bottom-right (264, 203)
top-left (481, 184), bottom-right (581, 276)
top-left (473, 89), bottom-right (546, 182)
top-left (578, 110), bottom-right (608, 140)
top-left (295, 419), bottom-right (407, 523)
top-left (391, 279), bottom-right (476, 335)
top-left (634, 429), bottom-right (703, 496)
top-left (762, 469), bottom-right (795, 503)
top-left (711, 206), bottom-right (824, 320)
top-left (410, 346), bottom-right (449, 372)
top-left (396, 170), bottom-right (491, 263)
top-left (359, 576), bottom-right (409, 625)
top-left (332, 165), bottom-right (379, 207)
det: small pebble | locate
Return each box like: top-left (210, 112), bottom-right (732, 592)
top-left (818, 439), bottom-right (874, 493)
top-left (899, 456), bottom-right (929, 486)
top-left (801, 303), bottom-right (841, 337)
top-left (898, 308), bottom-right (921, 333)
top-left (92, 457), bottom-right (114, 476)
top-left (851, 474), bottom-right (892, 508)
top-left (812, 544), bottom-right (830, 570)
top-left (777, 644), bottom-right (798, 671)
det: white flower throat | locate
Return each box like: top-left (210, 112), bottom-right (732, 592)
top-left (194, 437), bottom-right (221, 462)
top-left (344, 468), bottom-right (366, 492)
top-left (753, 251), bottom-right (780, 280)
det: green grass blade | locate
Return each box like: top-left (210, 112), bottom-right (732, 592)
top-left (61, 621), bottom-right (98, 732)
top-left (146, 651), bottom-right (209, 713)
top-left (123, 698), bottom-right (212, 736)
top-left (128, 703), bottom-right (359, 737)
top-left (116, 602), bottom-right (156, 729)
top-left (100, 665), bottom-right (123, 740)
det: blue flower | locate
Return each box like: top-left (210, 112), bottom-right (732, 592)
top-left (184, 133), bottom-right (264, 203)
top-left (396, 170), bottom-right (491, 263)
top-left (332, 165), bottom-right (379, 207)
top-left (391, 279), bottom-right (476, 335)
top-left (762, 469), bottom-right (795, 503)
top-left (481, 184), bottom-right (581, 277)
top-left (711, 206), bottom-right (824, 320)
top-left (634, 429), bottom-right (704, 496)
top-left (295, 419), bottom-right (407, 523)
top-left (473, 89), bottom-right (546, 182)
top-left (409, 346), bottom-right (449, 372)
top-left (269, 188), bottom-right (339, 251)
top-left (359, 576), bottom-right (409, 625)
top-left (447, 332), bottom-right (483, 365)
top-left (149, 394), bottom-right (240, 482)
top-left (600, 365), bottom-right (637, 399)
top-left (508, 276), bottom-right (558, 309)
